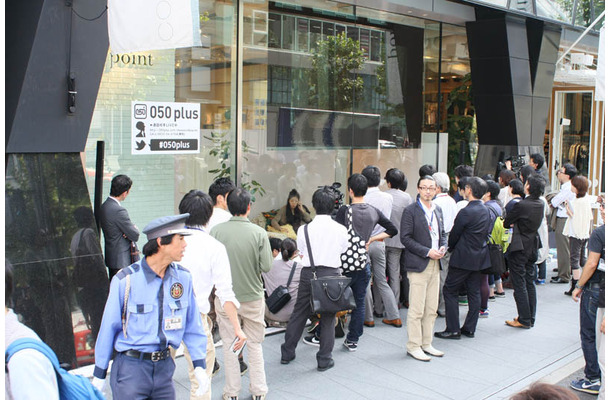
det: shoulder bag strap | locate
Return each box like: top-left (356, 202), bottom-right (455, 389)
top-left (285, 261), bottom-right (298, 287)
top-left (122, 266), bottom-right (133, 338)
top-left (304, 224), bottom-right (317, 278)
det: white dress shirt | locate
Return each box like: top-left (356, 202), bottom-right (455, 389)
top-left (180, 226), bottom-right (240, 314)
top-left (297, 215), bottom-right (349, 268)
top-left (419, 200), bottom-right (440, 250)
top-left (207, 207), bottom-right (232, 231)
top-left (432, 192), bottom-right (458, 233)
top-left (364, 186), bottom-right (393, 236)
top-left (551, 181), bottom-right (576, 218)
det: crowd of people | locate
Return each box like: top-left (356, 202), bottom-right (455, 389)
top-left (4, 155), bottom-right (605, 400)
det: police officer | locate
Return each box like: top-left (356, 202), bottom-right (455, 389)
top-left (92, 213), bottom-right (209, 399)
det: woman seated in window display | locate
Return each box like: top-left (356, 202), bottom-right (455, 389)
top-left (270, 189), bottom-right (313, 238)
top-left (263, 238), bottom-right (303, 326)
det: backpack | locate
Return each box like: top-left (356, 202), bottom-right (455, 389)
top-left (6, 338), bottom-right (105, 400)
top-left (490, 216), bottom-right (511, 253)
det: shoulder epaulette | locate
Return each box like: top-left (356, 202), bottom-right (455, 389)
top-left (116, 263), bottom-right (140, 279)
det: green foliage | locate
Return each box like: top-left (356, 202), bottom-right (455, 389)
top-left (204, 131), bottom-right (266, 201)
top-left (446, 73), bottom-right (476, 180)
top-left (309, 32), bottom-right (366, 111)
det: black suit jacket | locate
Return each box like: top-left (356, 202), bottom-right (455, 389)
top-left (99, 197), bottom-right (140, 270)
top-left (448, 200), bottom-right (491, 271)
top-left (504, 196), bottom-right (544, 257)
top-left (400, 202), bottom-right (447, 273)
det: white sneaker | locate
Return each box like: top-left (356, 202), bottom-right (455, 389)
top-left (407, 348), bottom-right (431, 362)
top-left (422, 346), bottom-right (444, 357)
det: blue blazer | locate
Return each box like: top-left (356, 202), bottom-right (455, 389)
top-left (400, 201), bottom-right (447, 273)
top-left (448, 200), bottom-right (491, 271)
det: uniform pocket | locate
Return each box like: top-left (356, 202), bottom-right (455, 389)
top-left (127, 303), bottom-right (155, 337)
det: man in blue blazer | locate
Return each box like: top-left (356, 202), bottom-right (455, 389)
top-left (401, 176), bottom-right (447, 361)
top-left (435, 177), bottom-right (491, 339)
top-left (99, 175), bottom-right (140, 279)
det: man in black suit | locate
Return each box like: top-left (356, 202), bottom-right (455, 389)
top-left (99, 174), bottom-right (140, 280)
top-left (435, 177), bottom-right (490, 339)
top-left (504, 175), bottom-right (545, 329)
top-left (401, 176), bottom-right (447, 361)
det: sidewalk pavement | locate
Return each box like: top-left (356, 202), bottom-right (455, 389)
top-left (165, 278), bottom-right (586, 400)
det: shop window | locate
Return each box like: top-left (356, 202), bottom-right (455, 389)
top-left (282, 15), bottom-right (296, 50)
top-left (297, 18), bottom-right (309, 52)
top-left (269, 13), bottom-right (282, 48)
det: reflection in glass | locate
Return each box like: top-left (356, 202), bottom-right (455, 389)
top-left (535, 0), bottom-right (572, 22)
top-left (574, 0), bottom-right (604, 27)
top-left (510, 0), bottom-right (535, 14)
top-left (6, 153), bottom-right (109, 368)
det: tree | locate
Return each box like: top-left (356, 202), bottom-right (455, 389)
top-left (446, 73), bottom-right (477, 180)
top-left (309, 32), bottom-right (366, 112)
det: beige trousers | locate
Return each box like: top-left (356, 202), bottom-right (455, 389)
top-left (215, 297), bottom-right (267, 398)
top-left (170, 313), bottom-right (215, 400)
top-left (406, 259), bottom-right (440, 352)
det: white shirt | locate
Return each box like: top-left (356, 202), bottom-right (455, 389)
top-left (207, 207), bottom-right (232, 231)
top-left (419, 200), bottom-right (440, 250)
top-left (456, 199), bottom-right (468, 212)
top-left (498, 186), bottom-right (511, 207)
top-left (364, 187), bottom-right (393, 236)
top-left (432, 193), bottom-right (458, 233)
top-left (297, 215), bottom-right (349, 268)
top-left (551, 181), bottom-right (576, 218)
top-left (180, 226), bottom-right (240, 314)
top-left (5, 310), bottom-right (59, 400)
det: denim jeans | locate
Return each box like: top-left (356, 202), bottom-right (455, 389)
top-left (345, 264), bottom-right (372, 343)
top-left (580, 285), bottom-right (600, 381)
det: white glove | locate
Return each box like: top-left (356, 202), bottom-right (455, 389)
top-left (194, 366), bottom-right (210, 397)
top-left (92, 377), bottom-right (106, 393)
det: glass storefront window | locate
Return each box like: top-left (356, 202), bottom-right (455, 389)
top-left (552, 91), bottom-right (592, 183)
top-left (85, 0), bottom-right (237, 249)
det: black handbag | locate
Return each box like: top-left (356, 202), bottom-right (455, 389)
top-left (266, 262), bottom-right (298, 314)
top-left (482, 242), bottom-right (506, 275)
top-left (304, 225), bottom-right (356, 314)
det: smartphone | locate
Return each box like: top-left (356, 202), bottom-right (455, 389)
top-left (231, 337), bottom-right (246, 356)
top-left (439, 246), bottom-right (446, 255)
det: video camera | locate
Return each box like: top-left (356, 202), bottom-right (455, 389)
top-left (495, 153), bottom-right (527, 180)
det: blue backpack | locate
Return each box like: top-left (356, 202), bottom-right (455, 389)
top-left (6, 338), bottom-right (105, 400)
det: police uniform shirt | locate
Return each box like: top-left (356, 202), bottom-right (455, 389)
top-left (93, 257), bottom-right (207, 379)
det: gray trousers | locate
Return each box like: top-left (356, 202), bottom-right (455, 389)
top-left (437, 252), bottom-right (451, 314)
top-left (365, 241), bottom-right (400, 320)
top-left (386, 247), bottom-right (403, 305)
top-left (555, 217), bottom-right (571, 281)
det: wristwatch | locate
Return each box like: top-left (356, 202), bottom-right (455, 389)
top-left (575, 282), bottom-right (584, 290)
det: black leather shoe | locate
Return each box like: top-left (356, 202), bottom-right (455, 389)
top-left (460, 328), bottom-right (475, 338)
top-left (317, 359), bottom-right (335, 371)
top-left (434, 330), bottom-right (461, 339)
top-left (373, 311), bottom-right (384, 318)
top-left (280, 356), bottom-right (295, 365)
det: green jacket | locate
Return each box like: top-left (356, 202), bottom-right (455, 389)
top-left (210, 216), bottom-right (273, 303)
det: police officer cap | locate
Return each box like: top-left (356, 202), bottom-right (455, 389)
top-left (143, 213), bottom-right (193, 241)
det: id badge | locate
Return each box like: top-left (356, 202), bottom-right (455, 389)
top-left (165, 316), bottom-right (183, 330)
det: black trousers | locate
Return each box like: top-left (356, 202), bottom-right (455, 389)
top-left (443, 267), bottom-right (481, 333)
top-left (507, 250), bottom-right (537, 327)
top-left (281, 266), bottom-right (338, 368)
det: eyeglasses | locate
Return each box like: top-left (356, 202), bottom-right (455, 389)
top-left (557, 170), bottom-right (565, 175)
top-left (418, 186), bottom-right (436, 191)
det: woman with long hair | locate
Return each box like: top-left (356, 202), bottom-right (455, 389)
top-left (271, 189), bottom-right (313, 234)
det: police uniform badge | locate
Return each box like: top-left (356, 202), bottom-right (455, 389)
top-left (170, 283), bottom-right (183, 299)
